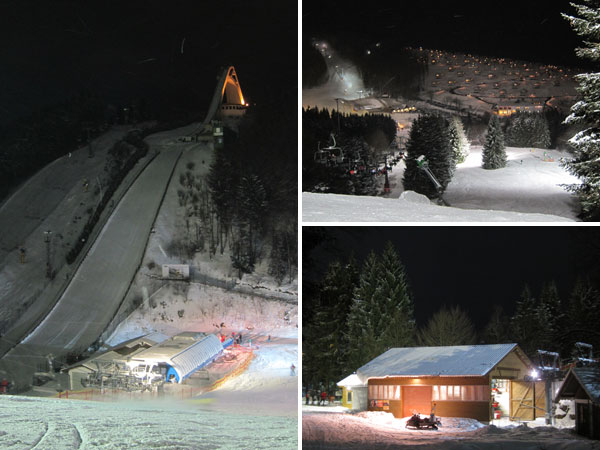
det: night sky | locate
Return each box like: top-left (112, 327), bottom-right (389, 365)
top-left (0, 1), bottom-right (296, 127)
top-left (304, 227), bottom-right (600, 330)
top-left (303, 1), bottom-right (586, 68)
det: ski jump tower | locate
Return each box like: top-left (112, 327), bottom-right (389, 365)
top-left (194, 66), bottom-right (247, 137)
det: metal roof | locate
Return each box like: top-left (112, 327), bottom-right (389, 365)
top-left (357, 343), bottom-right (521, 381)
top-left (131, 333), bottom-right (223, 382)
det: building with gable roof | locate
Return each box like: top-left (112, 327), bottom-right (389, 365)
top-left (338, 343), bottom-right (540, 422)
top-left (555, 366), bottom-right (600, 439)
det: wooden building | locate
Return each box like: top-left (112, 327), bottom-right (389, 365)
top-left (347, 343), bottom-right (539, 422)
top-left (555, 367), bottom-right (600, 439)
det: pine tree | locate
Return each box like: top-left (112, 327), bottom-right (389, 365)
top-left (448, 116), bottom-right (471, 165)
top-left (310, 258), bottom-right (360, 387)
top-left (505, 113), bottom-right (551, 149)
top-left (418, 305), bottom-right (477, 346)
top-left (345, 251), bottom-right (380, 373)
top-left (344, 244), bottom-right (416, 373)
top-left (482, 305), bottom-right (510, 344)
top-left (562, 1), bottom-right (600, 220)
top-left (563, 277), bottom-right (600, 353)
top-left (376, 242), bottom-right (416, 349)
top-left (536, 281), bottom-right (564, 352)
top-left (403, 114), bottom-right (454, 198)
top-left (510, 285), bottom-right (540, 356)
top-left (482, 115), bottom-right (507, 169)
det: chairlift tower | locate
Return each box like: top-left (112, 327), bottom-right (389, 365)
top-left (536, 349), bottom-right (561, 425)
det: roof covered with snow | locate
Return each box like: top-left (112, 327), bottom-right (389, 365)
top-left (555, 367), bottom-right (600, 404)
top-left (357, 344), bottom-right (524, 380)
top-left (337, 373), bottom-right (365, 387)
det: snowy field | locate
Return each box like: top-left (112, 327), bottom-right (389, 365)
top-left (302, 410), bottom-right (596, 449)
top-left (0, 335), bottom-right (298, 449)
top-left (303, 146), bottom-right (579, 222)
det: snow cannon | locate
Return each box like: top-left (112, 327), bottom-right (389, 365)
top-left (416, 155), bottom-right (449, 207)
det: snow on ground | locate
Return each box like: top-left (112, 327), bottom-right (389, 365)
top-left (0, 391), bottom-right (297, 449)
top-left (199, 335), bottom-right (298, 417)
top-left (444, 146), bottom-right (580, 219)
top-left (302, 409), bottom-right (595, 449)
top-left (303, 146), bottom-right (579, 222)
top-left (106, 282), bottom-right (297, 346)
top-left (0, 328), bottom-right (298, 448)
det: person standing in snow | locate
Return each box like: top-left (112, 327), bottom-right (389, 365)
top-left (320, 390), bottom-right (327, 406)
top-left (290, 363), bottom-right (296, 376)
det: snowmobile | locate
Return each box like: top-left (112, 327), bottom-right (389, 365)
top-left (405, 413), bottom-right (442, 430)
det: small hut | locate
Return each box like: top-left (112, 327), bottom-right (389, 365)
top-left (554, 367), bottom-right (600, 439)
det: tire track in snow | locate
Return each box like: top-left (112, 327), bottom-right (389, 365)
top-left (29, 420), bottom-right (49, 450)
top-left (72, 422), bottom-right (83, 449)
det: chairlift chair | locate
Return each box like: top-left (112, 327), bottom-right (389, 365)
top-left (323, 134), bottom-right (345, 164)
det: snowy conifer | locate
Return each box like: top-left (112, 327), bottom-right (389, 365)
top-left (562, 1), bottom-right (600, 220)
top-left (345, 252), bottom-right (380, 372)
top-left (310, 258), bottom-right (359, 387)
top-left (448, 116), bottom-right (470, 165)
top-left (376, 242), bottom-right (415, 349)
top-left (564, 277), bottom-right (600, 352)
top-left (482, 305), bottom-right (510, 344)
top-left (344, 243), bottom-right (415, 372)
top-left (482, 115), bottom-right (507, 169)
top-left (510, 285), bottom-right (540, 356)
top-left (536, 281), bottom-right (564, 352)
top-left (506, 113), bottom-right (551, 149)
top-left (403, 114), bottom-right (454, 198)
top-left (418, 305), bottom-right (477, 346)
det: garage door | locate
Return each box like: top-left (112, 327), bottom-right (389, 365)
top-left (403, 386), bottom-right (432, 417)
top-left (510, 381), bottom-right (545, 420)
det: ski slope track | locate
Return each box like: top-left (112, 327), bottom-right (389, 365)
top-left (2, 133), bottom-right (183, 378)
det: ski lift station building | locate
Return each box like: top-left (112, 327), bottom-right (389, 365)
top-left (66, 332), bottom-right (225, 390)
top-left (338, 343), bottom-right (544, 423)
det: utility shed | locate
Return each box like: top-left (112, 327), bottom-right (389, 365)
top-left (555, 367), bottom-right (600, 440)
top-left (129, 332), bottom-right (223, 383)
top-left (354, 343), bottom-right (534, 422)
top-left (337, 373), bottom-right (367, 410)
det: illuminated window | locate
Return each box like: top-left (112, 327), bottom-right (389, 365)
top-left (368, 385), bottom-right (402, 400)
top-left (431, 385), bottom-right (489, 402)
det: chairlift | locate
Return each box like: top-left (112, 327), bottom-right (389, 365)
top-left (314, 143), bottom-right (331, 165)
top-left (323, 134), bottom-right (345, 164)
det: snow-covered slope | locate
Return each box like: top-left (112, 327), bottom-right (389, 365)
top-left (303, 191), bottom-right (572, 222)
top-left (303, 146), bottom-right (579, 222)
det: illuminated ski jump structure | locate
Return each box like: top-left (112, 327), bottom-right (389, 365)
top-left (194, 66), bottom-right (247, 136)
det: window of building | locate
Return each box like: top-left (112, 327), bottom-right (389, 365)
top-left (432, 385), bottom-right (489, 402)
top-left (368, 385), bottom-right (401, 400)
